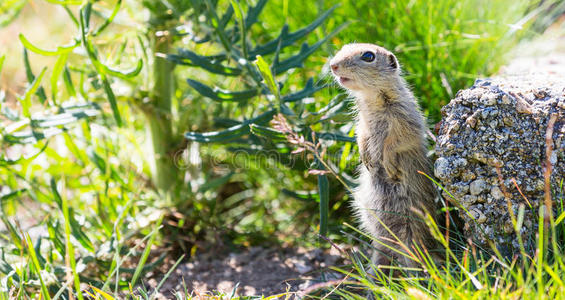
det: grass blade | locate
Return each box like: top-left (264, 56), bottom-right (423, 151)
top-left (60, 178), bottom-right (84, 300)
top-left (318, 171), bottom-right (329, 237)
top-left (90, 286), bottom-right (115, 300)
top-left (131, 217), bottom-right (163, 287)
top-left (25, 234), bottom-right (52, 300)
top-left (556, 211), bottom-right (565, 225)
top-left (149, 254), bottom-right (185, 300)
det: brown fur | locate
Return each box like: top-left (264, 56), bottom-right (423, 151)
top-left (330, 43), bottom-right (440, 268)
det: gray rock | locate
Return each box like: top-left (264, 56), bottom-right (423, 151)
top-left (470, 179), bottom-right (488, 195)
top-left (435, 75), bottom-right (564, 255)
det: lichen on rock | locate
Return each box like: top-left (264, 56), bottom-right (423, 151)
top-left (435, 75), bottom-right (564, 254)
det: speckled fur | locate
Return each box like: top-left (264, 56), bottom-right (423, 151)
top-left (330, 43), bottom-right (440, 267)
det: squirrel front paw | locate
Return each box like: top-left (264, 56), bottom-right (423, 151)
top-left (383, 154), bottom-right (402, 181)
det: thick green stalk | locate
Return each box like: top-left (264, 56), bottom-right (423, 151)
top-left (147, 29), bottom-right (176, 191)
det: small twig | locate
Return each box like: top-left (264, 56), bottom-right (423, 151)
top-left (300, 276), bottom-right (351, 299)
top-left (312, 150), bottom-right (354, 195)
top-left (272, 114), bottom-right (355, 195)
top-left (511, 178), bottom-right (532, 208)
top-left (543, 113), bottom-right (558, 226)
top-left (317, 234), bottom-right (347, 256)
top-left (494, 164), bottom-right (511, 199)
top-left (495, 164), bottom-right (519, 231)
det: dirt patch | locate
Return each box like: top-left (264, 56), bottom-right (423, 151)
top-left (144, 246), bottom-right (347, 298)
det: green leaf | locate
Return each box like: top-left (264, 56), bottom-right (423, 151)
top-left (282, 189), bottom-right (319, 202)
top-left (282, 78), bottom-right (325, 102)
top-left (0, 189), bottom-right (26, 216)
top-left (315, 131), bottom-right (355, 143)
top-left (249, 124), bottom-right (287, 142)
top-left (229, 0), bottom-right (247, 58)
top-left (185, 109), bottom-right (275, 142)
top-left (51, 52), bottom-right (69, 103)
top-left (92, 0), bottom-right (122, 36)
top-left (1, 216), bottom-right (22, 250)
top-left (79, 6), bottom-right (122, 126)
top-left (101, 58), bottom-right (143, 80)
top-left (184, 123), bottom-right (249, 143)
top-left (0, 0), bottom-right (26, 28)
top-left (47, 219), bottom-right (66, 257)
top-left (23, 49), bottom-right (47, 103)
top-left (63, 5), bottom-right (79, 27)
top-left (31, 105), bottom-right (99, 128)
top-left (244, 0), bottom-right (267, 28)
top-left (254, 55), bottom-right (279, 103)
top-left (86, 149), bottom-right (125, 185)
top-left (167, 49), bottom-right (241, 76)
top-left (315, 101), bottom-right (350, 124)
top-left (19, 67), bottom-right (46, 117)
top-left (219, 4), bottom-right (234, 28)
top-left (0, 142), bottom-right (48, 165)
top-left (63, 66), bottom-right (76, 97)
top-left (83, 2), bottom-right (93, 31)
top-left (101, 77), bottom-right (122, 126)
top-left (204, 0), bottom-right (231, 52)
top-left (249, 5), bottom-right (338, 58)
top-left (198, 172), bottom-right (234, 193)
top-left (19, 34), bottom-right (78, 56)
top-left (187, 78), bottom-right (257, 102)
top-left (273, 22), bottom-right (349, 74)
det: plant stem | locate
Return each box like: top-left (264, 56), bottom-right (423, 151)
top-left (147, 27), bottom-right (176, 191)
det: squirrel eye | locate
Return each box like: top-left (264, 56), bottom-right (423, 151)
top-left (360, 51), bottom-right (375, 62)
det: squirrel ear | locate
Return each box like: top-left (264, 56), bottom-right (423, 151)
top-left (388, 53), bottom-right (398, 69)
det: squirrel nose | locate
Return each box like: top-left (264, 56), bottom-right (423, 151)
top-left (330, 64), bottom-right (338, 72)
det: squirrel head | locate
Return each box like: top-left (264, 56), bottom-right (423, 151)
top-left (329, 43), bottom-right (400, 94)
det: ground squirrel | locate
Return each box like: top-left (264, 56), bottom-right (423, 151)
top-left (330, 43), bottom-right (440, 268)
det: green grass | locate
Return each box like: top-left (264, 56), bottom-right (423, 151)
top-left (327, 203), bottom-right (565, 299)
top-left (0, 0), bottom-right (564, 298)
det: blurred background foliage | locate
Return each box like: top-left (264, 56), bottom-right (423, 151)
top-left (0, 0), bottom-right (564, 296)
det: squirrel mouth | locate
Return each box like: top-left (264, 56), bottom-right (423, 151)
top-left (339, 77), bottom-right (351, 84)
